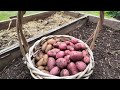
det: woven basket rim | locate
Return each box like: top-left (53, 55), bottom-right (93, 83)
top-left (26, 35), bottom-right (94, 79)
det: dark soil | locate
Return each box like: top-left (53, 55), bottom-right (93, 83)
top-left (0, 21), bottom-right (120, 79)
top-left (0, 57), bottom-right (33, 79)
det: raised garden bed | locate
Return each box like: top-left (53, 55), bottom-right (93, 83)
top-left (0, 11), bottom-right (78, 50)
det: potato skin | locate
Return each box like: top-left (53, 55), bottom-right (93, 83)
top-left (42, 42), bottom-right (48, 52)
top-left (42, 54), bottom-right (48, 65)
top-left (76, 61), bottom-right (87, 71)
top-left (64, 50), bottom-right (71, 55)
top-left (67, 62), bottom-right (78, 75)
top-left (53, 42), bottom-right (61, 48)
top-left (51, 48), bottom-right (60, 53)
top-left (56, 58), bottom-right (67, 69)
top-left (36, 58), bottom-right (44, 67)
top-left (70, 51), bottom-right (83, 61)
top-left (37, 66), bottom-right (45, 70)
top-left (45, 44), bottom-right (53, 53)
top-left (47, 38), bottom-right (56, 44)
top-left (59, 42), bottom-right (67, 50)
top-left (47, 50), bottom-right (56, 57)
top-left (82, 50), bottom-right (88, 57)
top-left (74, 43), bottom-right (82, 51)
top-left (56, 51), bottom-right (65, 59)
top-left (39, 51), bottom-right (44, 59)
top-left (55, 38), bottom-right (60, 42)
top-left (35, 51), bottom-right (44, 61)
top-left (47, 48), bottom-right (60, 57)
top-left (69, 42), bottom-right (75, 47)
top-left (47, 57), bottom-right (56, 71)
top-left (64, 55), bottom-right (70, 64)
top-left (50, 66), bottom-right (60, 75)
top-left (65, 41), bottom-right (70, 45)
top-left (74, 43), bottom-right (86, 50)
top-left (70, 38), bottom-right (78, 44)
top-left (35, 55), bottom-right (40, 61)
top-left (79, 43), bottom-right (87, 50)
top-left (83, 56), bottom-right (90, 64)
top-left (60, 69), bottom-right (70, 76)
top-left (67, 45), bottom-right (74, 51)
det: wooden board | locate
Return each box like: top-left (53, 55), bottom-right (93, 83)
top-left (88, 15), bottom-right (120, 30)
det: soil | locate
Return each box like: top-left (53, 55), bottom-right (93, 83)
top-left (0, 11), bottom-right (76, 50)
top-left (0, 21), bottom-right (120, 79)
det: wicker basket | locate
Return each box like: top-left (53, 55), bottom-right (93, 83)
top-left (25, 35), bottom-right (94, 79)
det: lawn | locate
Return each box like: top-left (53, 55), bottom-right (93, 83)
top-left (0, 11), bottom-right (42, 21)
top-left (0, 11), bottom-right (114, 21)
top-left (79, 11), bottom-right (113, 19)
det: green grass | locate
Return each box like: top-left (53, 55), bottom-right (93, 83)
top-left (0, 11), bottom-right (114, 21)
top-left (0, 11), bottom-right (42, 21)
top-left (0, 11), bottom-right (17, 21)
top-left (79, 11), bottom-right (114, 19)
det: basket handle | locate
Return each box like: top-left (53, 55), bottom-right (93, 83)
top-left (88, 11), bottom-right (104, 50)
top-left (16, 11), bottom-right (29, 58)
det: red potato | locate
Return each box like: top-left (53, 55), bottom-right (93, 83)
top-left (74, 43), bottom-right (82, 51)
top-left (67, 62), bottom-right (78, 75)
top-left (76, 61), bottom-right (87, 71)
top-left (69, 42), bottom-right (74, 47)
top-left (56, 51), bottom-right (65, 59)
top-left (60, 69), bottom-right (70, 76)
top-left (47, 57), bottom-right (56, 71)
top-left (59, 42), bottom-right (67, 50)
top-left (56, 58), bottom-right (67, 69)
top-left (47, 50), bottom-right (56, 57)
top-left (65, 41), bottom-right (70, 45)
top-left (75, 42), bottom-right (86, 50)
top-left (51, 48), bottom-right (60, 53)
top-left (53, 42), bottom-right (61, 48)
top-left (80, 42), bottom-right (87, 50)
top-left (50, 66), bottom-right (60, 75)
top-left (65, 50), bottom-right (71, 55)
top-left (70, 38), bottom-right (78, 44)
top-left (67, 45), bottom-right (74, 51)
top-left (83, 56), bottom-right (90, 64)
top-left (70, 51), bottom-right (83, 61)
top-left (82, 50), bottom-right (89, 57)
top-left (64, 55), bottom-right (70, 64)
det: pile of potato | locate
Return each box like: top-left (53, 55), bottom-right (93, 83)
top-left (35, 36), bottom-right (90, 76)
